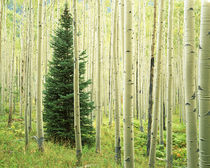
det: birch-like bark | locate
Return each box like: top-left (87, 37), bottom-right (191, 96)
top-left (0, 0), bottom-right (3, 113)
top-left (20, 1), bottom-right (26, 118)
top-left (28, 0), bottom-right (33, 132)
top-left (166, 0), bottom-right (174, 167)
top-left (159, 76), bottom-right (163, 145)
top-left (83, 0), bottom-right (86, 50)
top-left (120, 0), bottom-right (124, 116)
top-left (112, 0), bottom-right (121, 163)
top-left (124, 0), bottom-right (134, 167)
top-left (96, 0), bottom-right (101, 153)
top-left (36, 0), bottom-right (44, 151)
top-left (73, 0), bottom-right (82, 164)
top-left (109, 34), bottom-right (113, 126)
top-left (8, 0), bottom-right (16, 127)
top-left (91, 1), bottom-right (96, 111)
top-left (149, 0), bottom-right (164, 166)
top-left (147, 0), bottom-right (157, 156)
top-left (184, 0), bottom-right (198, 167)
top-left (199, 1), bottom-right (210, 167)
top-left (109, 1), bottom-right (114, 126)
top-left (138, 0), bottom-right (143, 132)
top-left (25, 0), bottom-right (33, 150)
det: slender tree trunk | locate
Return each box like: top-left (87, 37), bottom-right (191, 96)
top-left (8, 0), bottom-right (16, 127)
top-left (149, 0), bottom-right (164, 166)
top-left (124, 0), bottom-right (134, 167)
top-left (184, 0), bottom-right (198, 167)
top-left (57, 0), bottom-right (60, 22)
top-left (0, 0), bottom-right (3, 114)
top-left (159, 78), bottom-right (163, 145)
top-left (25, 24), bottom-right (29, 151)
top-left (91, 1), bottom-right (96, 120)
top-left (109, 35), bottom-right (113, 126)
top-left (83, 0), bottom-right (86, 50)
top-left (138, 0), bottom-right (143, 132)
top-left (166, 0), bottom-right (174, 167)
top-left (147, 0), bottom-right (157, 156)
top-left (112, 0), bottom-right (121, 163)
top-left (96, 0), bottom-right (101, 153)
top-left (36, 0), bottom-right (44, 152)
top-left (120, 0), bottom-right (124, 117)
top-left (199, 1), bottom-right (210, 167)
top-left (28, 0), bottom-right (33, 132)
top-left (73, 0), bottom-right (82, 165)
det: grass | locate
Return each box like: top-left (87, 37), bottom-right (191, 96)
top-left (0, 110), bottom-right (187, 168)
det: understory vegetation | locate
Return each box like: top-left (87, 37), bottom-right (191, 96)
top-left (0, 108), bottom-right (186, 168)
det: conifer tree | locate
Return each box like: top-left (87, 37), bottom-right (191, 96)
top-left (43, 4), bottom-right (95, 146)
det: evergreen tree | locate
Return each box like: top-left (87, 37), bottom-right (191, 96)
top-left (43, 4), bottom-right (95, 146)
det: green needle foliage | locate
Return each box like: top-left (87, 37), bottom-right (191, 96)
top-left (43, 4), bottom-right (95, 146)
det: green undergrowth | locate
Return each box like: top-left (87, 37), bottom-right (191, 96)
top-left (0, 111), bottom-right (186, 168)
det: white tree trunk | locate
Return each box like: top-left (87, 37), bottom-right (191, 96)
top-left (124, 0), bottom-right (134, 167)
top-left (0, 0), bottom-right (3, 113)
top-left (96, 0), bottom-right (101, 153)
top-left (184, 0), bottom-right (198, 167)
top-left (166, 0), bottom-right (174, 167)
top-left (73, 0), bottom-right (82, 164)
top-left (199, 1), bottom-right (210, 167)
top-left (36, 0), bottom-right (44, 151)
top-left (113, 0), bottom-right (121, 163)
top-left (8, 0), bottom-right (16, 127)
top-left (149, 0), bottom-right (164, 166)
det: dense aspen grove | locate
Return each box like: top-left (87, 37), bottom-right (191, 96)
top-left (0, 0), bottom-right (209, 167)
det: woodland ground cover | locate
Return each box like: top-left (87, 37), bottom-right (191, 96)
top-left (0, 108), bottom-right (186, 168)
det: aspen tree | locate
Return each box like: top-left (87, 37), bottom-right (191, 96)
top-left (25, 0), bottom-right (33, 149)
top-left (20, 1), bottom-right (27, 119)
top-left (57, 0), bottom-right (60, 22)
top-left (136, 46), bottom-right (138, 119)
top-left (28, 0), bottom-right (33, 132)
top-left (44, 0), bottom-right (48, 78)
top-left (138, 0), bottom-right (143, 132)
top-left (4, 7), bottom-right (8, 104)
top-left (166, 0), bottom-right (174, 167)
top-left (184, 0), bottom-right (198, 167)
top-left (147, 0), bottom-right (157, 156)
top-left (109, 35), bottom-right (113, 126)
top-left (120, 0), bottom-right (124, 109)
top-left (0, 1), bottom-right (3, 113)
top-left (96, 0), bottom-right (101, 153)
top-left (112, 0), bottom-right (121, 163)
top-left (4, 0), bottom-right (7, 104)
top-left (91, 1), bottom-right (96, 107)
top-left (83, 0), bottom-right (86, 50)
top-left (73, 0), bottom-right (82, 164)
top-left (8, 0), bottom-right (16, 127)
top-left (109, 1), bottom-right (114, 126)
top-left (0, 0), bottom-right (4, 114)
top-left (37, 0), bottom-right (44, 151)
top-left (100, 1), bottom-right (105, 124)
top-left (199, 1), bottom-right (210, 167)
top-left (19, 28), bottom-right (23, 118)
top-left (91, 1), bottom-right (96, 121)
top-left (159, 80), bottom-right (163, 145)
top-left (124, 0), bottom-right (134, 167)
top-left (88, 1), bottom-right (92, 89)
top-left (177, 12), bottom-right (183, 123)
top-left (149, 0), bottom-right (164, 166)
top-left (0, 0), bottom-right (3, 113)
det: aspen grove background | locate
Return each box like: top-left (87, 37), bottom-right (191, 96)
top-left (0, 0), bottom-right (209, 168)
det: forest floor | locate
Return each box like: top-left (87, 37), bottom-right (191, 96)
top-left (0, 110), bottom-right (186, 168)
